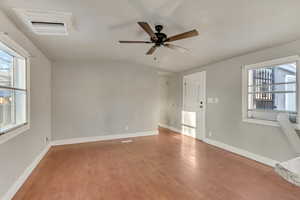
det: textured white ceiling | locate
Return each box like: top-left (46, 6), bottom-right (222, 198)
top-left (1, 0), bottom-right (300, 72)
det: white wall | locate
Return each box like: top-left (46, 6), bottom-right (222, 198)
top-left (0, 11), bottom-right (52, 198)
top-left (52, 61), bottom-right (159, 140)
top-left (166, 39), bottom-right (300, 162)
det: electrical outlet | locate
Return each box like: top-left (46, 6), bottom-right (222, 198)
top-left (125, 125), bottom-right (129, 131)
top-left (209, 131), bottom-right (212, 137)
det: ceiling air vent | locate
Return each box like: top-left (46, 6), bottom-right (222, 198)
top-left (14, 9), bottom-right (72, 36)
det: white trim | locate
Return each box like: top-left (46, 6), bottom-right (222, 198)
top-left (160, 124), bottom-right (207, 138)
top-left (203, 138), bottom-right (278, 167)
top-left (2, 144), bottom-right (51, 200)
top-left (294, 124), bottom-right (300, 130)
top-left (244, 55), bottom-right (300, 70)
top-left (159, 124), bottom-right (182, 134)
top-left (183, 70), bottom-right (207, 140)
top-left (285, 75), bottom-right (296, 111)
top-left (26, 58), bottom-right (31, 132)
top-left (200, 71), bottom-right (206, 140)
top-left (0, 124), bottom-right (30, 144)
top-left (13, 9), bottom-right (73, 36)
top-left (0, 33), bottom-right (30, 57)
top-left (2, 131), bottom-right (159, 199)
top-left (0, 36), bottom-right (31, 144)
top-left (161, 125), bottom-right (278, 167)
top-left (296, 59), bottom-right (300, 126)
top-left (51, 130), bottom-right (158, 146)
top-left (242, 55), bottom-right (300, 127)
top-left (242, 119), bottom-right (280, 127)
top-left (243, 117), bottom-right (300, 130)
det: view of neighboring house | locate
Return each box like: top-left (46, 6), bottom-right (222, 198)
top-left (0, 49), bottom-right (13, 131)
top-left (248, 63), bottom-right (297, 121)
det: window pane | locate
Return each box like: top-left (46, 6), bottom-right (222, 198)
top-left (0, 89), bottom-right (26, 133)
top-left (0, 49), bottom-right (13, 87)
top-left (248, 63), bottom-right (296, 86)
top-left (0, 50), bottom-right (26, 89)
top-left (247, 62), bottom-right (297, 121)
top-left (247, 110), bottom-right (278, 121)
top-left (248, 92), bottom-right (296, 112)
top-left (248, 82), bottom-right (296, 93)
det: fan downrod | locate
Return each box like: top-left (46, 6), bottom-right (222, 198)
top-left (155, 25), bottom-right (163, 33)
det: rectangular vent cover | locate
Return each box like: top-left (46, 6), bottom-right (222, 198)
top-left (14, 9), bottom-right (72, 36)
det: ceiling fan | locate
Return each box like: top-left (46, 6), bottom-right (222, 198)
top-left (119, 22), bottom-right (199, 55)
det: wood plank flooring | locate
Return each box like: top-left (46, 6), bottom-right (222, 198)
top-left (13, 128), bottom-right (300, 200)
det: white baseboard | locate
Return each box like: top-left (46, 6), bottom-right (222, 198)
top-left (2, 144), bottom-right (51, 200)
top-left (2, 128), bottom-right (278, 200)
top-left (159, 124), bottom-right (182, 134)
top-left (160, 125), bottom-right (278, 167)
top-left (2, 130), bottom-right (158, 200)
top-left (159, 124), bottom-right (199, 138)
top-left (51, 130), bottom-right (158, 146)
top-left (204, 138), bottom-right (278, 167)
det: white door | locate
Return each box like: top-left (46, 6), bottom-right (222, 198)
top-left (182, 71), bottom-right (206, 140)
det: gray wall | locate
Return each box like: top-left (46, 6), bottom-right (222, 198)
top-left (159, 75), bottom-right (169, 125)
top-left (165, 74), bottom-right (182, 128)
top-left (0, 11), bottom-right (52, 198)
top-left (166, 40), bottom-right (300, 162)
top-left (52, 61), bottom-right (159, 140)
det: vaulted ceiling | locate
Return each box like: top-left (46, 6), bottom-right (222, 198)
top-left (1, 0), bottom-right (300, 72)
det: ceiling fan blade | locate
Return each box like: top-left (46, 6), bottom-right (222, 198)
top-left (166, 29), bottom-right (199, 42)
top-left (119, 40), bottom-right (152, 43)
top-left (164, 43), bottom-right (189, 53)
top-left (138, 22), bottom-right (158, 41)
top-left (146, 46), bottom-right (157, 55)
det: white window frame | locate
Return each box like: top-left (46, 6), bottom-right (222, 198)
top-left (242, 55), bottom-right (300, 127)
top-left (285, 75), bottom-right (296, 112)
top-left (0, 33), bottom-right (30, 144)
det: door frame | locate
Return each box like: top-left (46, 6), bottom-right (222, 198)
top-left (182, 71), bottom-right (206, 140)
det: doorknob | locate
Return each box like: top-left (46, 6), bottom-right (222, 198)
top-left (200, 101), bottom-right (204, 108)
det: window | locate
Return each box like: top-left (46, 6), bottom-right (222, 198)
top-left (242, 56), bottom-right (299, 126)
top-left (0, 34), bottom-right (29, 143)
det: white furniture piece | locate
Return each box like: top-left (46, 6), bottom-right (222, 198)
top-left (276, 113), bottom-right (300, 186)
top-left (275, 157), bottom-right (300, 187)
top-left (277, 113), bottom-right (300, 154)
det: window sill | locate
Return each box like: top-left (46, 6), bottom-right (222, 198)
top-left (294, 124), bottom-right (300, 131)
top-left (0, 124), bottom-right (30, 144)
top-left (243, 118), bottom-right (300, 131)
top-left (243, 118), bottom-right (280, 127)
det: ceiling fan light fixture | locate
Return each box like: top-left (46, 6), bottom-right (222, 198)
top-left (119, 22), bottom-right (199, 55)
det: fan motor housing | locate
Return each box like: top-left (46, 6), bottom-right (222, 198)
top-left (152, 33), bottom-right (167, 45)
top-left (119, 22), bottom-right (198, 55)
top-left (152, 25), bottom-right (167, 45)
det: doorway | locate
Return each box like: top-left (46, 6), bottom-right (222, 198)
top-left (182, 71), bottom-right (206, 140)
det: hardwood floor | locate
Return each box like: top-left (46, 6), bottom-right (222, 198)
top-left (13, 128), bottom-right (300, 200)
